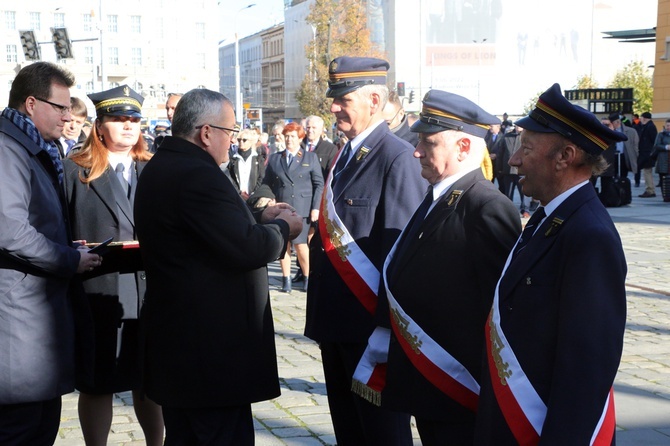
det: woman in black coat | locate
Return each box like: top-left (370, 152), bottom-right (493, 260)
top-left (63, 85), bottom-right (163, 446)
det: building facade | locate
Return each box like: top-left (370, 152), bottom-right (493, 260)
top-left (0, 0), bottom-right (219, 123)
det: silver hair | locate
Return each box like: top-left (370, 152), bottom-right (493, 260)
top-left (171, 89), bottom-right (233, 140)
top-left (354, 84), bottom-right (389, 110)
top-left (305, 115), bottom-right (324, 128)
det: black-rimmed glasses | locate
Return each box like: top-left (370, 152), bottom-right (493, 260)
top-left (195, 124), bottom-right (235, 137)
top-left (34, 97), bottom-right (71, 115)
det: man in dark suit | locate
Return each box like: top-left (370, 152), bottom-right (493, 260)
top-left (304, 56), bottom-right (426, 445)
top-left (134, 88), bottom-right (302, 445)
top-left (304, 115), bottom-right (338, 179)
top-left (475, 84), bottom-right (628, 445)
top-left (380, 90), bottom-right (521, 445)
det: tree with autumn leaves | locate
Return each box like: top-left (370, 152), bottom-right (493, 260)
top-left (295, 0), bottom-right (386, 130)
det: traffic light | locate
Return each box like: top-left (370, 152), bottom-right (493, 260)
top-left (409, 90), bottom-right (415, 104)
top-left (397, 82), bottom-right (405, 97)
top-left (51, 27), bottom-right (73, 59)
top-left (19, 30), bottom-right (41, 61)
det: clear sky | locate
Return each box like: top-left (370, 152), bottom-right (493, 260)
top-left (218, 0), bottom-right (285, 44)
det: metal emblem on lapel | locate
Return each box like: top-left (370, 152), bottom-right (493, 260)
top-left (544, 216), bottom-right (564, 236)
top-left (356, 146), bottom-right (370, 161)
top-left (446, 190), bottom-right (463, 207)
top-left (526, 277), bottom-right (531, 285)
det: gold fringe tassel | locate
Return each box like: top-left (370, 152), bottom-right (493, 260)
top-left (351, 379), bottom-right (382, 407)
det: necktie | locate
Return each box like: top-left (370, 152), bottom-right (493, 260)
top-left (334, 141), bottom-right (352, 176)
top-left (513, 207), bottom-right (546, 259)
top-left (115, 163), bottom-right (129, 197)
top-left (286, 152), bottom-right (293, 166)
top-left (308, 143), bottom-right (314, 152)
top-left (65, 139), bottom-right (76, 154)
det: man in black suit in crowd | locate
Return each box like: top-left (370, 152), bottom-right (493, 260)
top-left (305, 56), bottom-right (426, 446)
top-left (134, 88), bottom-right (302, 445)
top-left (382, 90), bottom-right (419, 147)
top-left (380, 90), bottom-right (521, 445)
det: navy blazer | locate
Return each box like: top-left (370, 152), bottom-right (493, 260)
top-left (304, 137), bottom-right (338, 179)
top-left (305, 122), bottom-right (427, 343)
top-left (475, 184), bottom-right (627, 445)
top-left (382, 169), bottom-right (521, 422)
top-left (263, 148), bottom-right (324, 218)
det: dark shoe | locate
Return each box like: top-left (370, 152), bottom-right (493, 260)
top-left (292, 269), bottom-right (305, 284)
top-left (638, 192), bottom-right (656, 198)
top-left (302, 277), bottom-right (309, 292)
top-left (281, 276), bottom-right (292, 293)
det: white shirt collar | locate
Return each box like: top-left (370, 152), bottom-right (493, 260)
top-left (427, 165), bottom-right (479, 214)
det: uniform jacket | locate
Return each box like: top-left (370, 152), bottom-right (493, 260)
top-left (382, 169), bottom-right (521, 422)
top-left (391, 116), bottom-right (419, 147)
top-left (0, 115), bottom-right (81, 403)
top-left (653, 130), bottom-right (670, 175)
top-left (263, 148), bottom-right (324, 218)
top-left (305, 122), bottom-right (427, 343)
top-left (304, 137), bottom-right (338, 179)
top-left (475, 184), bottom-right (627, 445)
top-left (134, 136), bottom-right (289, 408)
top-left (63, 159), bottom-right (147, 320)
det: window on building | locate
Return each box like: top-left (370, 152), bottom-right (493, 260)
top-left (85, 81), bottom-right (94, 94)
top-left (131, 16), bottom-right (141, 33)
top-left (132, 48), bottom-right (142, 65)
top-left (107, 15), bottom-right (118, 33)
top-left (156, 48), bottom-right (165, 69)
top-left (83, 13), bottom-right (92, 32)
top-left (53, 12), bottom-right (65, 28)
top-left (5, 11), bottom-right (16, 31)
top-left (108, 47), bottom-right (119, 65)
top-left (195, 22), bottom-right (205, 40)
top-left (109, 82), bottom-right (120, 88)
top-left (30, 12), bottom-right (41, 30)
top-left (196, 53), bottom-right (206, 70)
top-left (84, 46), bottom-right (94, 64)
top-left (6, 45), bottom-right (17, 63)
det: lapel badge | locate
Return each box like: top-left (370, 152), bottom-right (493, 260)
top-left (356, 146), bottom-right (371, 162)
top-left (544, 216), bottom-right (564, 237)
top-left (446, 190), bottom-right (463, 207)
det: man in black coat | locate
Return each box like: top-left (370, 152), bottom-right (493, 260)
top-left (382, 90), bottom-right (419, 147)
top-left (637, 111), bottom-right (658, 197)
top-left (134, 89), bottom-right (302, 445)
top-left (381, 90), bottom-right (521, 445)
top-left (304, 115), bottom-right (338, 179)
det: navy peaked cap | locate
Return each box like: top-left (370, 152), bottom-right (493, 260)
top-left (411, 89), bottom-right (500, 138)
top-left (88, 84), bottom-right (144, 118)
top-left (515, 83), bottom-right (627, 155)
top-left (326, 56), bottom-right (390, 98)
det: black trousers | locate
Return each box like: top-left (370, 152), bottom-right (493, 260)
top-left (320, 341), bottom-right (413, 446)
top-left (416, 417), bottom-right (475, 446)
top-left (0, 396), bottom-right (62, 445)
top-left (162, 404), bottom-right (254, 446)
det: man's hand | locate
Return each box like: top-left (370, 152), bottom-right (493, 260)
top-left (275, 209), bottom-right (303, 240)
top-left (261, 202), bottom-right (295, 223)
top-left (310, 209), bottom-right (319, 223)
top-left (77, 246), bottom-right (102, 274)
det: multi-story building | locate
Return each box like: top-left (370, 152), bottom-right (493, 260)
top-left (0, 0), bottom-right (219, 122)
top-left (261, 24), bottom-right (285, 126)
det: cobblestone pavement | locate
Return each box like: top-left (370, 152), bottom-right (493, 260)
top-left (55, 182), bottom-right (670, 445)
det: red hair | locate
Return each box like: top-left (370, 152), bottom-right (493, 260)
top-left (283, 122), bottom-right (305, 139)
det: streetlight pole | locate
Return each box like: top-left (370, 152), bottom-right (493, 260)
top-left (234, 4), bottom-right (255, 125)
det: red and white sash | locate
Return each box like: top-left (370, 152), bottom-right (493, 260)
top-left (486, 250), bottom-right (616, 445)
top-left (353, 216), bottom-right (480, 410)
top-left (318, 154), bottom-right (380, 315)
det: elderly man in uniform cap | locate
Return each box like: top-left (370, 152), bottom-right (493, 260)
top-left (304, 56), bottom-right (426, 445)
top-left (474, 83), bottom-right (628, 445)
top-left (378, 90), bottom-right (521, 445)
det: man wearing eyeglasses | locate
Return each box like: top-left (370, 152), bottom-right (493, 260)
top-left (134, 88), bottom-right (302, 445)
top-left (0, 62), bottom-right (102, 444)
top-left (382, 90), bottom-right (418, 147)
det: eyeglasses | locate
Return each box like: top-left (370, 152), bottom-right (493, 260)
top-left (34, 97), bottom-right (71, 115)
top-left (239, 138), bottom-right (249, 142)
top-left (195, 124), bottom-right (235, 137)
